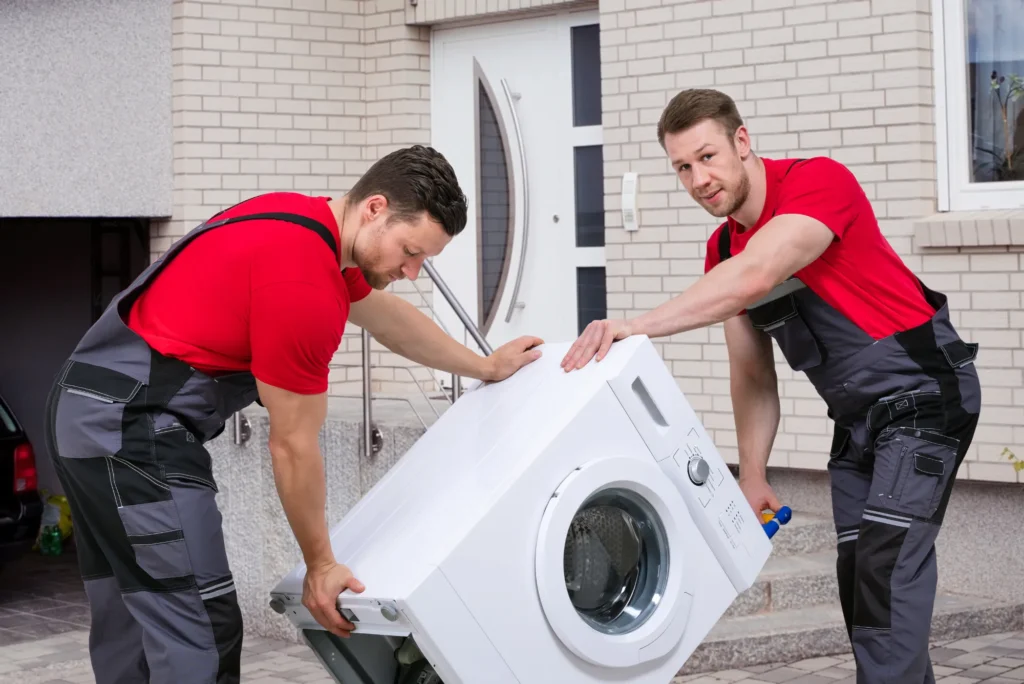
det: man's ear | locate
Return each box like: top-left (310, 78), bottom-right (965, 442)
top-left (363, 194), bottom-right (388, 222)
top-left (734, 126), bottom-right (752, 159)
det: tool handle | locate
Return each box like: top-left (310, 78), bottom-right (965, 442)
top-left (762, 505), bottom-right (792, 539)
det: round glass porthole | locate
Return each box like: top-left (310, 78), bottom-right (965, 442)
top-left (562, 487), bottom-right (669, 635)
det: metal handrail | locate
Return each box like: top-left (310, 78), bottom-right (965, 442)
top-left (422, 261), bottom-right (492, 355)
top-left (361, 261), bottom-right (493, 458)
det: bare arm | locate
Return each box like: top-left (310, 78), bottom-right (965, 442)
top-left (257, 379), bottom-right (334, 570)
top-left (349, 290), bottom-right (491, 378)
top-left (349, 289), bottom-right (543, 382)
top-left (724, 315), bottom-right (780, 481)
top-left (629, 214), bottom-right (836, 339)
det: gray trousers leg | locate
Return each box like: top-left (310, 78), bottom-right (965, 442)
top-left (827, 419), bottom-right (972, 684)
top-left (84, 573), bottom-right (150, 682)
top-left (49, 415), bottom-right (242, 684)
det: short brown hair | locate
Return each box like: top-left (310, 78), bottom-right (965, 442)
top-left (657, 89), bottom-right (745, 148)
top-left (348, 145), bottom-right (468, 237)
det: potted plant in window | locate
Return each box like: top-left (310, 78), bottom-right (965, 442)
top-left (976, 71), bottom-right (1024, 182)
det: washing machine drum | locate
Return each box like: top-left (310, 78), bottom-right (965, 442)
top-left (563, 493), bottom-right (665, 635)
top-left (536, 456), bottom-right (695, 670)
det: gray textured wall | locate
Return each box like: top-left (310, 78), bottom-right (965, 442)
top-left (0, 0), bottom-right (173, 217)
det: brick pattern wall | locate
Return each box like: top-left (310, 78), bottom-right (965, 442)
top-left (164, 0), bottom-right (1022, 483)
top-left (347, 0), bottom-right (444, 399)
top-left (598, 0), bottom-right (1023, 483)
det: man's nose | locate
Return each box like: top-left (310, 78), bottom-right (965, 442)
top-left (691, 166), bottom-right (711, 188)
top-left (403, 260), bottom-right (422, 281)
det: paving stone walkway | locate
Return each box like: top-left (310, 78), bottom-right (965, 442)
top-left (2, 628), bottom-right (1023, 683)
top-left (4, 548), bottom-right (1023, 682)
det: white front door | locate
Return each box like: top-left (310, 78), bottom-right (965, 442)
top-left (429, 11), bottom-right (606, 355)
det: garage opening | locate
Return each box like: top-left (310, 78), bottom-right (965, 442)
top-left (0, 217), bottom-right (149, 643)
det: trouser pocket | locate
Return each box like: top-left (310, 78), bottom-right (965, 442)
top-left (108, 455), bottom-right (196, 585)
top-left (53, 361), bottom-right (144, 460)
top-left (869, 427), bottom-right (960, 521)
top-left (154, 421), bottom-right (219, 493)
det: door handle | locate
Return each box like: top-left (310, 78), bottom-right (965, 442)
top-left (501, 77), bottom-right (529, 323)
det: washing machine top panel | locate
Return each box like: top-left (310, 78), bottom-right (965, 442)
top-left (272, 336), bottom-right (655, 601)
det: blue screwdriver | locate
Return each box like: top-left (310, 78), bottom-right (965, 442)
top-left (761, 506), bottom-right (792, 539)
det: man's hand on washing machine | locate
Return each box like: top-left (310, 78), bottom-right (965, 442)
top-left (738, 475), bottom-right (782, 519)
top-left (483, 335), bottom-right (545, 382)
top-left (561, 318), bottom-right (634, 371)
top-left (303, 561), bottom-right (365, 638)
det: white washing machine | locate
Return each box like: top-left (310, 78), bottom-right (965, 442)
top-left (270, 335), bottom-right (774, 684)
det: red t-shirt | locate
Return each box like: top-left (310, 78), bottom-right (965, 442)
top-left (704, 157), bottom-right (935, 339)
top-left (127, 192), bottom-right (372, 395)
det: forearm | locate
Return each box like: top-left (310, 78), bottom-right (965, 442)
top-left (630, 254), bottom-right (771, 339)
top-left (270, 435), bottom-right (334, 570)
top-left (373, 296), bottom-right (491, 380)
top-left (731, 372), bottom-right (780, 480)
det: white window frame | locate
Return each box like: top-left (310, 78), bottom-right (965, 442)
top-left (933, 0), bottom-right (1024, 211)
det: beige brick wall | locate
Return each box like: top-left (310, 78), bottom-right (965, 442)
top-left (161, 0), bottom-right (448, 404)
top-left (598, 0), bottom-right (1023, 483)
top-left (163, 0), bottom-right (1022, 483)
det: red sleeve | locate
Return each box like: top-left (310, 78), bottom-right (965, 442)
top-left (342, 267), bottom-right (372, 302)
top-left (775, 158), bottom-right (862, 240)
top-left (250, 282), bottom-right (342, 395)
top-left (704, 222), bottom-right (727, 274)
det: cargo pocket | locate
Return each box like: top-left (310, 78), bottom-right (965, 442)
top-left (54, 360), bottom-right (143, 460)
top-left (747, 294), bottom-right (823, 371)
top-left (154, 422), bottom-right (219, 493)
top-left (108, 456), bottom-right (195, 585)
top-left (871, 427), bottom-right (959, 521)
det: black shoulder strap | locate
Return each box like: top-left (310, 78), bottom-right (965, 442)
top-left (206, 211), bottom-right (338, 256)
top-left (716, 222), bottom-right (732, 262)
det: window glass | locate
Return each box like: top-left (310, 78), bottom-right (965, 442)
top-left (571, 25), bottom-right (602, 127)
top-left (576, 267), bottom-right (607, 335)
top-left (574, 145), bottom-right (605, 248)
top-left (478, 81), bottom-right (512, 327)
top-left (966, 0), bottom-right (1024, 182)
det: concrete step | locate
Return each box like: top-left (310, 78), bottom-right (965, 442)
top-left (725, 550), bottom-right (839, 618)
top-left (680, 593), bottom-right (1024, 675)
top-left (769, 510), bottom-right (836, 557)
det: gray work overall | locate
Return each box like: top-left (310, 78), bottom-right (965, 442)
top-left (719, 228), bottom-right (981, 684)
top-left (43, 205), bottom-right (338, 684)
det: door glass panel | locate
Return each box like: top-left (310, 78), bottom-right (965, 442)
top-left (563, 487), bottom-right (668, 635)
top-left (571, 24), bottom-right (602, 127)
top-left (574, 145), bottom-right (605, 248)
top-left (477, 78), bottom-right (513, 331)
top-left (576, 266), bottom-right (607, 335)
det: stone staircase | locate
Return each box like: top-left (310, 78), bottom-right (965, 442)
top-left (678, 510), bottom-right (1024, 675)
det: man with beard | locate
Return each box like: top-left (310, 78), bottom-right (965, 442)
top-left (44, 145), bottom-right (543, 684)
top-left (560, 89), bottom-right (981, 684)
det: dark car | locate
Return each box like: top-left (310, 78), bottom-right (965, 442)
top-left (0, 392), bottom-right (43, 567)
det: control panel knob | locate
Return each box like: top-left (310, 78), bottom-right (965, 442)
top-left (687, 457), bottom-right (710, 486)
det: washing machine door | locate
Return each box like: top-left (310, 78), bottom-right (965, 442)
top-left (535, 455), bottom-right (695, 669)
